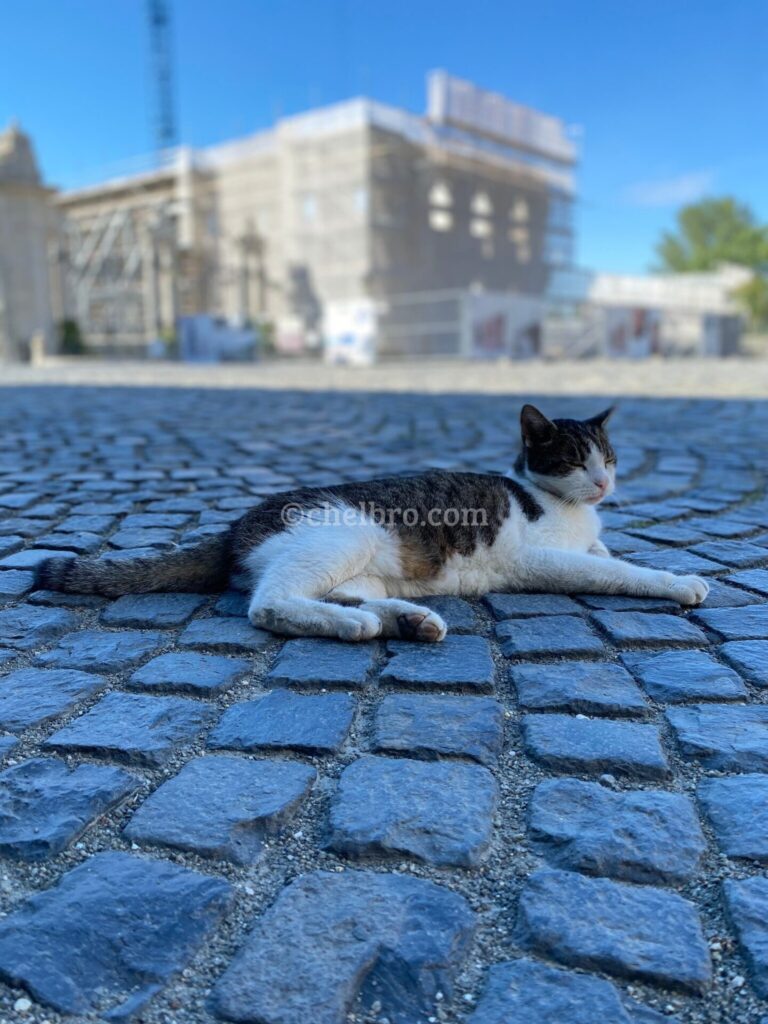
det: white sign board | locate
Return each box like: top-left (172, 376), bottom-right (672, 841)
top-left (324, 299), bottom-right (377, 366)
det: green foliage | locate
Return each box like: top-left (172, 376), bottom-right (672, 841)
top-left (161, 326), bottom-right (179, 358)
top-left (655, 198), bottom-right (768, 273)
top-left (258, 319), bottom-right (276, 356)
top-left (734, 276), bottom-right (768, 330)
top-left (58, 319), bottom-right (87, 356)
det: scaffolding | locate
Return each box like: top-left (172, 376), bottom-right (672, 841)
top-left (51, 73), bottom-right (576, 354)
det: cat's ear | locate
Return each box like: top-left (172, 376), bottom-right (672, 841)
top-left (587, 406), bottom-right (616, 429)
top-left (521, 404), bottom-right (556, 447)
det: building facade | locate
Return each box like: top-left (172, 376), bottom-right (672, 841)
top-left (50, 72), bottom-right (577, 355)
top-left (0, 123), bottom-right (56, 360)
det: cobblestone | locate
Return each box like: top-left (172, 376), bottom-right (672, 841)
top-left (497, 613), bottom-right (605, 657)
top-left (691, 539), bottom-right (768, 568)
top-left (213, 870), bottom-right (474, 1024)
top-left (0, 757), bottom-right (138, 861)
top-left (511, 661), bottom-right (648, 716)
top-left (0, 570), bottom-right (37, 600)
top-left (178, 615), bottom-right (271, 652)
top-left (522, 714), bottom-right (671, 779)
top-left (0, 851), bottom-right (231, 1015)
top-left (0, 547), bottom-right (74, 569)
top-left (666, 704), bottom-right (768, 771)
top-left (213, 589), bottom-right (249, 617)
top-left (124, 755), bottom-right (315, 864)
top-left (44, 691), bottom-right (216, 766)
top-left (727, 568), bottom-right (768, 596)
top-left (0, 604), bottom-right (78, 650)
top-left (483, 592), bottom-right (582, 618)
top-left (529, 777), bottom-right (706, 884)
top-left (129, 650), bottom-right (250, 695)
top-left (266, 637), bottom-right (376, 688)
top-left (328, 754), bottom-right (498, 866)
top-left (576, 593), bottom-right (678, 612)
top-left (33, 530), bottom-right (102, 553)
top-left (698, 775), bottom-right (768, 861)
top-left (687, 578), bottom-right (759, 607)
top-left (108, 526), bottom-right (176, 549)
top-left (516, 869), bottom-right (712, 993)
top-left (469, 958), bottom-right (672, 1024)
top-left (590, 610), bottom-right (708, 647)
top-left (27, 586), bottom-right (105, 608)
top-left (209, 688), bottom-right (356, 753)
top-left (100, 592), bottom-right (207, 627)
top-left (724, 878), bottom-right (768, 998)
top-left (692, 605), bottom-right (768, 640)
top-left (626, 549), bottom-right (726, 575)
top-left (36, 627), bottom-right (163, 671)
top-left (2, 382), bottom-right (768, 1024)
top-left (0, 668), bottom-right (105, 731)
top-left (382, 634), bottom-right (495, 690)
top-left (620, 649), bottom-right (748, 702)
top-left (372, 692), bottom-right (504, 764)
top-left (719, 639), bottom-right (768, 685)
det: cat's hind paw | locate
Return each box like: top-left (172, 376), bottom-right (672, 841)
top-left (666, 574), bottom-right (710, 606)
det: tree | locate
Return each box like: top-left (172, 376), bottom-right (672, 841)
top-left (655, 197), bottom-right (768, 273)
top-left (58, 318), bottom-right (87, 356)
top-left (733, 277), bottom-right (768, 330)
top-left (655, 197), bottom-right (768, 329)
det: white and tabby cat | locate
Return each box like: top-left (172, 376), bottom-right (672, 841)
top-left (37, 404), bottom-right (709, 642)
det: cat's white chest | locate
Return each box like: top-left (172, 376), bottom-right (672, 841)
top-left (524, 501), bottom-right (602, 551)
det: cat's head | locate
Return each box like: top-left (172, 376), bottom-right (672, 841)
top-left (518, 403), bottom-right (617, 505)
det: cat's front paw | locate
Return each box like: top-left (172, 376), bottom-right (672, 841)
top-left (397, 610), bottom-right (447, 643)
top-left (665, 574), bottom-right (710, 606)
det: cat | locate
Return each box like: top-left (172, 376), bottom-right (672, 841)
top-left (36, 403), bottom-right (709, 642)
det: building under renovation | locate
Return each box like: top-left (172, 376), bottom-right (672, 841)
top-left (1, 72), bottom-right (747, 363)
top-left (8, 72), bottom-right (576, 358)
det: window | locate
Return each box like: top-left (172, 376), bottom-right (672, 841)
top-left (511, 197), bottom-right (530, 223)
top-left (429, 181), bottom-right (452, 208)
top-left (470, 218), bottom-right (493, 239)
top-left (544, 230), bottom-right (573, 267)
top-left (470, 191), bottom-right (494, 243)
top-left (429, 209), bottom-right (453, 232)
top-left (548, 193), bottom-right (571, 231)
top-left (471, 192), bottom-right (493, 216)
top-left (510, 224), bottom-right (530, 263)
top-left (300, 194), bottom-right (317, 225)
top-left (428, 180), bottom-right (453, 231)
top-left (354, 186), bottom-right (369, 217)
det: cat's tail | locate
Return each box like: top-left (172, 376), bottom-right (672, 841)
top-left (35, 532), bottom-right (232, 596)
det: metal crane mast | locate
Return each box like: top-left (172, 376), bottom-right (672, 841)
top-left (147, 0), bottom-right (177, 158)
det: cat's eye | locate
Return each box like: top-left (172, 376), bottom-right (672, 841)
top-left (606, 457), bottom-right (617, 465)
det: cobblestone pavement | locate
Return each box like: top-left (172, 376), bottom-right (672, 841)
top-left (0, 384), bottom-right (767, 1024)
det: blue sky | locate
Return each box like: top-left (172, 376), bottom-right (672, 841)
top-left (2, 0), bottom-right (766, 273)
